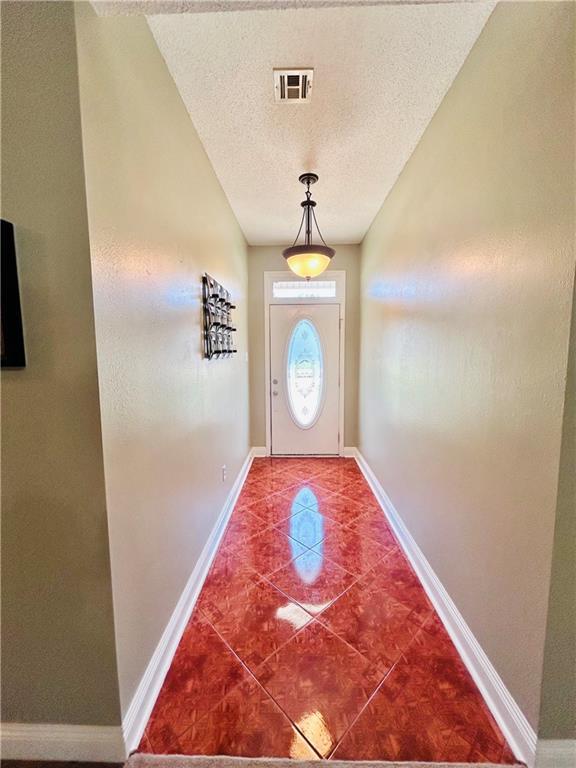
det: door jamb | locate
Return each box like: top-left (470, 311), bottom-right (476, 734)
top-left (263, 270), bottom-right (346, 457)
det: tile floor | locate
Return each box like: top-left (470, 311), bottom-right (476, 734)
top-left (138, 457), bottom-right (517, 763)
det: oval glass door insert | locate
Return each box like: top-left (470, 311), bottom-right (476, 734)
top-left (286, 319), bottom-right (324, 428)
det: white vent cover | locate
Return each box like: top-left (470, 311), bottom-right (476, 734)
top-left (274, 69), bottom-right (313, 103)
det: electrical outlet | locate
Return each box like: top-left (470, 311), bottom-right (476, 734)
top-left (221, 464), bottom-right (227, 483)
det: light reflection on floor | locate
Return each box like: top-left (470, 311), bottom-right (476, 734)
top-left (290, 487), bottom-right (324, 583)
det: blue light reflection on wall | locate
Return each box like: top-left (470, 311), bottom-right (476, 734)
top-left (368, 278), bottom-right (420, 302)
top-left (290, 487), bottom-right (323, 584)
top-left (164, 282), bottom-right (200, 308)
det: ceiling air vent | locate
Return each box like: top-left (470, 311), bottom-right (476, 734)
top-left (274, 69), bottom-right (313, 103)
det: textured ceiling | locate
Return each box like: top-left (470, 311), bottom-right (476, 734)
top-left (93, 1), bottom-right (493, 16)
top-left (145, 2), bottom-right (494, 244)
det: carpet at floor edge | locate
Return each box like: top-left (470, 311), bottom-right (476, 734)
top-left (127, 753), bottom-right (525, 768)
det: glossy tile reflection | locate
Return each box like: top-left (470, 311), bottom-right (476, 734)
top-left (138, 458), bottom-right (517, 763)
top-left (211, 579), bottom-right (312, 670)
top-left (270, 549), bottom-right (355, 613)
top-left (257, 621), bottom-right (382, 756)
top-left (172, 677), bottom-right (319, 759)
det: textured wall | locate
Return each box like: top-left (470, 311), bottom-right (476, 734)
top-left (358, 1), bottom-right (574, 730)
top-left (0, 1), bottom-right (120, 725)
top-left (247, 245), bottom-right (360, 448)
top-left (538, 275), bottom-right (576, 740)
top-left (74, 3), bottom-right (250, 716)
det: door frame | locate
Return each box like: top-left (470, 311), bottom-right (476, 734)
top-left (264, 270), bottom-right (346, 457)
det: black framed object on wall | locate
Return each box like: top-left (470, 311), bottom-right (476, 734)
top-left (1, 219), bottom-right (26, 368)
top-left (202, 273), bottom-right (237, 360)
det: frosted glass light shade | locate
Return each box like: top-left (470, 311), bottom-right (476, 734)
top-left (282, 244), bottom-right (335, 279)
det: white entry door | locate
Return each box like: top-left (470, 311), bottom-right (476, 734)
top-left (270, 303), bottom-right (340, 455)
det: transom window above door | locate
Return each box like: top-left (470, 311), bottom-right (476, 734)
top-left (266, 270), bottom-right (345, 307)
top-left (272, 280), bottom-right (337, 299)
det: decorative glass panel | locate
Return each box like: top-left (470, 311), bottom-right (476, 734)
top-left (286, 319), bottom-right (324, 428)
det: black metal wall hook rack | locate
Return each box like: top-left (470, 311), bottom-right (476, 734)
top-left (202, 273), bottom-right (237, 360)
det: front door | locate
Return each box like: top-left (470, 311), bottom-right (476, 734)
top-left (270, 303), bottom-right (340, 455)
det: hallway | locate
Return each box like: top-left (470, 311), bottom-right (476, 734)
top-left (2, 2), bottom-right (574, 764)
top-left (139, 458), bottom-right (516, 763)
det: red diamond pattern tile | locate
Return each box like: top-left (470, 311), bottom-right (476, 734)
top-left (256, 621), bottom-right (383, 757)
top-left (318, 560), bottom-right (431, 673)
top-left (243, 490), bottom-right (310, 525)
top-left (211, 579), bottom-right (312, 669)
top-left (139, 614), bottom-right (250, 751)
top-left (310, 473), bottom-right (361, 495)
top-left (196, 547), bottom-right (261, 624)
top-left (313, 523), bottom-right (386, 577)
top-left (245, 473), bottom-right (299, 496)
top-left (273, 505), bottom-right (343, 548)
top-left (323, 458), bottom-right (363, 478)
top-left (310, 493), bottom-right (367, 526)
top-left (137, 458), bottom-right (517, 763)
top-left (219, 508), bottom-right (268, 551)
top-left (347, 507), bottom-right (399, 550)
top-left (295, 481), bottom-right (339, 507)
top-left (333, 611), bottom-right (516, 763)
top-left (363, 547), bottom-right (435, 622)
top-left (170, 677), bottom-right (319, 758)
top-left (233, 525), bottom-right (309, 577)
top-left (235, 480), bottom-right (275, 507)
top-left (341, 485), bottom-right (382, 512)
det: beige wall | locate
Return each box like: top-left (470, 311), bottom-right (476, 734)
top-left (538, 275), bottom-right (576, 740)
top-left (358, 0), bottom-right (575, 732)
top-left (248, 245), bottom-right (360, 448)
top-left (74, 4), bottom-right (250, 716)
top-left (0, 2), bottom-right (120, 725)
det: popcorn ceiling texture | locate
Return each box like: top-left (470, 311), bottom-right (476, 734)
top-left (93, 1), bottom-right (492, 17)
top-left (147, 1), bottom-right (494, 244)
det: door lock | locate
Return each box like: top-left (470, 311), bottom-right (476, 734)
top-left (272, 378), bottom-right (278, 385)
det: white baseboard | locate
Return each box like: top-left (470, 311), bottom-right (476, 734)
top-left (354, 450), bottom-right (537, 768)
top-left (536, 739), bottom-right (576, 768)
top-left (342, 446), bottom-right (359, 458)
top-left (251, 446), bottom-right (267, 457)
top-left (0, 723), bottom-right (125, 761)
top-left (121, 448), bottom-right (255, 753)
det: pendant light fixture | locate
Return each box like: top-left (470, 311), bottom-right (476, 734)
top-left (282, 173), bottom-right (335, 279)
